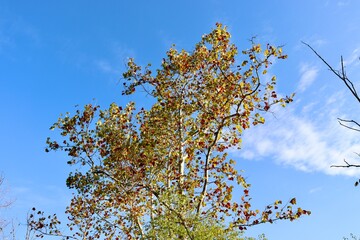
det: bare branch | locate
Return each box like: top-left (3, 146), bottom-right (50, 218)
top-left (331, 159), bottom-right (360, 168)
top-left (303, 42), bottom-right (360, 178)
top-left (338, 118), bottom-right (360, 132)
top-left (302, 41), bottom-right (360, 103)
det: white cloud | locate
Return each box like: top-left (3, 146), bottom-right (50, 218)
top-left (95, 59), bottom-right (121, 75)
top-left (309, 187), bottom-right (322, 194)
top-left (238, 92), bottom-right (360, 177)
top-left (301, 101), bottom-right (317, 114)
top-left (297, 64), bottom-right (318, 92)
top-left (344, 47), bottom-right (360, 67)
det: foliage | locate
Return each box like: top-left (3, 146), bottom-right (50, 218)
top-left (32, 24), bottom-right (310, 239)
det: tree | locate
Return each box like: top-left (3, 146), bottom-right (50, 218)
top-left (303, 42), bottom-right (360, 185)
top-left (32, 23), bottom-right (310, 239)
top-left (0, 175), bottom-right (14, 239)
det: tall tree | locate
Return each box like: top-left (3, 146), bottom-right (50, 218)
top-left (34, 24), bottom-right (310, 239)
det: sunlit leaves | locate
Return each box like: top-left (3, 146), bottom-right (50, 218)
top-left (38, 23), bottom-right (309, 239)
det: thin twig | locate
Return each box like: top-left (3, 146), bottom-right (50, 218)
top-left (331, 159), bottom-right (360, 168)
top-left (338, 118), bottom-right (360, 132)
top-left (302, 41), bottom-right (360, 103)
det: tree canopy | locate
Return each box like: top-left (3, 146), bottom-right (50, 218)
top-left (35, 23), bottom-right (310, 239)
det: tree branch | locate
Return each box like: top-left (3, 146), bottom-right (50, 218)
top-left (302, 41), bottom-right (360, 103)
top-left (338, 118), bottom-right (360, 132)
top-left (331, 159), bottom-right (360, 168)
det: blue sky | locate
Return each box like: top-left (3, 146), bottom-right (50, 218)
top-left (0, 0), bottom-right (360, 239)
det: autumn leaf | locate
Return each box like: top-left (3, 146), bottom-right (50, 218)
top-left (290, 198), bottom-right (297, 205)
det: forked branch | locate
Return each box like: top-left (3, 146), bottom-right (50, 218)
top-left (301, 41), bottom-right (360, 103)
top-left (331, 159), bottom-right (360, 168)
top-left (303, 42), bottom-right (360, 171)
top-left (338, 118), bottom-right (360, 132)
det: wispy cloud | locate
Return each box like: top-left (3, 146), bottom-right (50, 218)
top-left (309, 187), bottom-right (322, 194)
top-left (0, 9), bottom-right (41, 53)
top-left (94, 42), bottom-right (135, 76)
top-left (343, 47), bottom-right (360, 67)
top-left (297, 64), bottom-right (318, 92)
top-left (94, 59), bottom-right (121, 75)
top-left (238, 79), bottom-right (360, 177)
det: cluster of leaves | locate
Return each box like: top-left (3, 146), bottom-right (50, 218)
top-left (26, 208), bottom-right (75, 239)
top-left (33, 23), bottom-right (310, 239)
